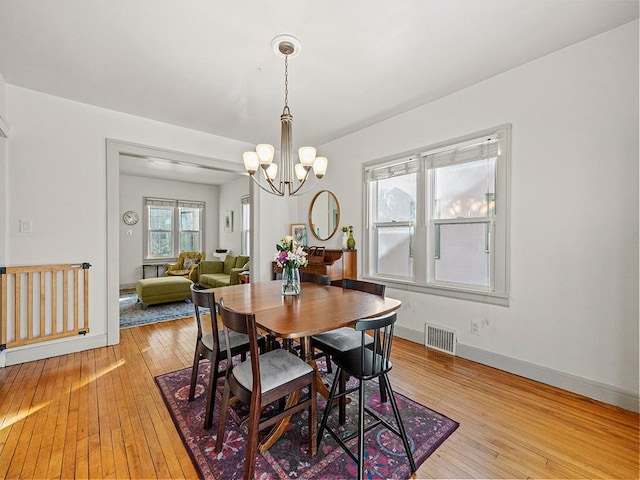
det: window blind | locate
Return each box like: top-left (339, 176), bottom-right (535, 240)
top-left (366, 158), bottom-right (420, 182)
top-left (146, 198), bottom-right (177, 207)
top-left (178, 200), bottom-right (204, 209)
top-left (425, 139), bottom-right (500, 168)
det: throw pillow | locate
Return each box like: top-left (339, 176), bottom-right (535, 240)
top-left (183, 257), bottom-right (199, 269)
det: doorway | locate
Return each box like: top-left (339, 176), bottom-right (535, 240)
top-left (106, 139), bottom-right (247, 344)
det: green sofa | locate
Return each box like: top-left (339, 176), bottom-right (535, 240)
top-left (197, 255), bottom-right (249, 288)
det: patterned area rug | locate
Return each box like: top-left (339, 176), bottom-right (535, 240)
top-left (119, 293), bottom-right (195, 328)
top-left (155, 360), bottom-right (459, 479)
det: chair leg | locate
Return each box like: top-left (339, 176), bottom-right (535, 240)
top-left (382, 373), bottom-right (416, 473)
top-left (379, 374), bottom-right (388, 403)
top-left (317, 366), bottom-right (342, 447)
top-left (214, 377), bottom-right (231, 453)
top-left (243, 397), bottom-right (261, 480)
top-left (357, 378), bottom-right (366, 480)
top-left (204, 357), bottom-right (219, 429)
top-left (188, 349), bottom-right (201, 401)
top-left (324, 353), bottom-right (333, 373)
top-left (309, 375), bottom-right (317, 456)
top-left (338, 369), bottom-right (347, 425)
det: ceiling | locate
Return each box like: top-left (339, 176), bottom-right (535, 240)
top-left (119, 153), bottom-right (245, 185)
top-left (0, 1), bottom-right (637, 170)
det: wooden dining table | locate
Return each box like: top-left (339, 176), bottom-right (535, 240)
top-left (211, 279), bottom-right (402, 451)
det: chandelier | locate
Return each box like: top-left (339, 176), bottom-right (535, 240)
top-left (243, 35), bottom-right (328, 196)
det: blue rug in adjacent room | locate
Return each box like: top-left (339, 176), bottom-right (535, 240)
top-left (119, 292), bottom-right (195, 328)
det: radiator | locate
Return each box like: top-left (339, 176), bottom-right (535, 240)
top-left (425, 323), bottom-right (456, 355)
top-left (0, 263), bottom-right (91, 351)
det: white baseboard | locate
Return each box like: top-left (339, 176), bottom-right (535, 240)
top-left (395, 324), bottom-right (425, 344)
top-left (2, 334), bottom-right (108, 367)
top-left (393, 326), bottom-right (639, 413)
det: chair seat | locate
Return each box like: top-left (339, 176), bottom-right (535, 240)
top-left (311, 327), bottom-right (373, 355)
top-left (333, 348), bottom-right (393, 379)
top-left (168, 269), bottom-right (191, 276)
top-left (202, 329), bottom-right (261, 353)
top-left (233, 349), bottom-right (314, 393)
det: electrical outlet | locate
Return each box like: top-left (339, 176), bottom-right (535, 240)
top-left (471, 319), bottom-right (481, 335)
top-left (20, 219), bottom-right (32, 234)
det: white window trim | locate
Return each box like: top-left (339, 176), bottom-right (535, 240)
top-left (362, 124), bottom-right (511, 306)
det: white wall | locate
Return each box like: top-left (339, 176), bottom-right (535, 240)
top-left (119, 174), bottom-right (220, 287)
top-left (315, 21), bottom-right (639, 409)
top-left (218, 175), bottom-right (250, 256)
top-left (0, 73), bottom-right (7, 266)
top-left (3, 84), bottom-right (253, 365)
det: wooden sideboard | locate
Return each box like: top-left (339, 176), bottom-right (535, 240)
top-left (271, 249), bottom-right (357, 284)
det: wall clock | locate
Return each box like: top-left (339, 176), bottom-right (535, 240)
top-left (123, 210), bottom-right (139, 225)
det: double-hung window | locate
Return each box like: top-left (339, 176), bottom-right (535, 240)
top-left (144, 197), bottom-right (205, 260)
top-left (364, 124), bottom-right (510, 305)
top-left (241, 195), bottom-right (251, 256)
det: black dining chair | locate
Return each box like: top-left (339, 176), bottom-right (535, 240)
top-left (215, 297), bottom-right (317, 479)
top-left (311, 279), bottom-right (385, 375)
top-left (317, 311), bottom-right (416, 480)
top-left (188, 285), bottom-right (264, 429)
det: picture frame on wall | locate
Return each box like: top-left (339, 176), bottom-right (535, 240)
top-left (290, 223), bottom-right (307, 246)
top-left (224, 210), bottom-right (233, 233)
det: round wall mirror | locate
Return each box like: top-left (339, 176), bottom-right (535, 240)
top-left (309, 190), bottom-right (340, 241)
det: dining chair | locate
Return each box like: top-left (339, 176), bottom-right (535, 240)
top-left (215, 297), bottom-right (317, 479)
top-left (189, 285), bottom-right (264, 429)
top-left (299, 271), bottom-right (330, 285)
top-left (310, 279), bottom-right (385, 375)
top-left (317, 311), bottom-right (416, 479)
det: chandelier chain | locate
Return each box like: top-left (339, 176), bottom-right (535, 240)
top-left (284, 55), bottom-right (289, 109)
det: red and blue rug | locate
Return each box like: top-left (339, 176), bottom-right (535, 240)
top-left (156, 360), bottom-right (458, 479)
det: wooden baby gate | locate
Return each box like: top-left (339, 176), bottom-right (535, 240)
top-left (0, 263), bottom-right (91, 351)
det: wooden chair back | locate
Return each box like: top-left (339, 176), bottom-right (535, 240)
top-left (342, 278), bottom-right (385, 297)
top-left (300, 271), bottom-right (330, 285)
top-left (191, 286), bottom-right (217, 345)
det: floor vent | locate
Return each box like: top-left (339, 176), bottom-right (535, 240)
top-left (425, 323), bottom-right (456, 355)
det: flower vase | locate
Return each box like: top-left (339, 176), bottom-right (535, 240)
top-left (341, 232), bottom-right (348, 249)
top-left (282, 267), bottom-right (301, 296)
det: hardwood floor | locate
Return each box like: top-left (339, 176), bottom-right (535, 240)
top-left (0, 317), bottom-right (638, 479)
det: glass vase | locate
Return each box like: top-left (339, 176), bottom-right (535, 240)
top-left (281, 266), bottom-right (301, 296)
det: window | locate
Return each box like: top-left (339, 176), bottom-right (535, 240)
top-left (144, 198), bottom-right (204, 260)
top-left (241, 195), bottom-right (250, 256)
top-left (364, 124), bottom-right (510, 305)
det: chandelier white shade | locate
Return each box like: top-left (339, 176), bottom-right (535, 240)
top-left (243, 35), bottom-right (328, 196)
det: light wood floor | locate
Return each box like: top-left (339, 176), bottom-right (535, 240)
top-left (0, 316), bottom-right (638, 479)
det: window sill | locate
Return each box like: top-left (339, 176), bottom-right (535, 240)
top-left (361, 275), bottom-right (510, 306)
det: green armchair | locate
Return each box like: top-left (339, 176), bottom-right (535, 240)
top-left (164, 251), bottom-right (205, 282)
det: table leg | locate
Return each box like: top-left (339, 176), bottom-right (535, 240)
top-left (258, 389), bottom-right (301, 453)
top-left (299, 336), bottom-right (331, 399)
